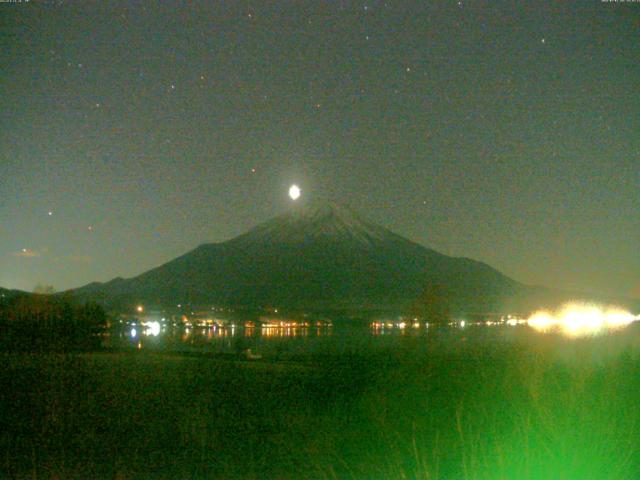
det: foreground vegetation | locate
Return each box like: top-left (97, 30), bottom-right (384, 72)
top-left (1, 332), bottom-right (640, 479)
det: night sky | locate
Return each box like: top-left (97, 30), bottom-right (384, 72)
top-left (1, 1), bottom-right (638, 298)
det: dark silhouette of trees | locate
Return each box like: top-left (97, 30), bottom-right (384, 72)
top-left (0, 295), bottom-right (107, 351)
top-left (33, 284), bottom-right (56, 294)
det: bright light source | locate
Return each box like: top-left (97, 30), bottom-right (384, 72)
top-left (288, 184), bottom-right (301, 200)
top-left (145, 321), bottom-right (160, 337)
top-left (136, 305), bottom-right (144, 313)
top-left (527, 302), bottom-right (636, 337)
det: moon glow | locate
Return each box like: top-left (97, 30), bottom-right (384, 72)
top-left (289, 185), bottom-right (301, 200)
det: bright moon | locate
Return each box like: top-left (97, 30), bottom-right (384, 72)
top-left (289, 185), bottom-right (301, 200)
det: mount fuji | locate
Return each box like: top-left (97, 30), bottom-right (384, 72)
top-left (70, 200), bottom-right (524, 315)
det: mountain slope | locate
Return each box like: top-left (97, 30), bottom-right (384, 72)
top-left (70, 200), bottom-right (523, 314)
top-left (0, 287), bottom-right (32, 305)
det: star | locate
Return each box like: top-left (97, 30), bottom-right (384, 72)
top-left (48, 211), bottom-right (53, 216)
top-left (541, 38), bottom-right (546, 44)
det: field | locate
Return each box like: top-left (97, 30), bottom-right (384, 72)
top-left (2, 333), bottom-right (640, 479)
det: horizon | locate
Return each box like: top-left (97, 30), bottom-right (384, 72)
top-left (3, 185), bottom-right (640, 300)
top-left (6, 196), bottom-right (638, 306)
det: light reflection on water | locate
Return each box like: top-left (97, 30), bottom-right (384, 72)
top-left (105, 315), bottom-right (640, 360)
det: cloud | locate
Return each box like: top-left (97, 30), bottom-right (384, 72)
top-left (14, 248), bottom-right (40, 258)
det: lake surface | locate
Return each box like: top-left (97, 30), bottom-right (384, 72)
top-left (104, 319), bottom-right (640, 362)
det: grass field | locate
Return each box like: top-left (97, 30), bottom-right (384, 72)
top-left (2, 333), bottom-right (640, 479)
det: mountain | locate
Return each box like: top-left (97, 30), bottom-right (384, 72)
top-left (70, 200), bottom-right (525, 315)
top-left (0, 287), bottom-right (30, 301)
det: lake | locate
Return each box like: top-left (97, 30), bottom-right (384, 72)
top-left (104, 318), bottom-right (640, 363)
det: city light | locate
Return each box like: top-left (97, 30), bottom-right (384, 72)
top-left (144, 321), bottom-right (161, 336)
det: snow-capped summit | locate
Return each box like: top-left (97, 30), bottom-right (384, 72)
top-left (232, 199), bottom-right (402, 248)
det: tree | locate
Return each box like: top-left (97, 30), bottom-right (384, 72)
top-left (33, 284), bottom-right (56, 294)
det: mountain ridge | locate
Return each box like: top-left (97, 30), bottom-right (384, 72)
top-left (228, 200), bottom-right (427, 250)
top-left (68, 200), bottom-right (526, 315)
top-left (67, 199), bottom-right (640, 315)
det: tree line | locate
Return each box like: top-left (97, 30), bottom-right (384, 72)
top-left (0, 294), bottom-right (107, 352)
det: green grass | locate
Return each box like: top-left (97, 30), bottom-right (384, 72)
top-left (2, 336), bottom-right (640, 479)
